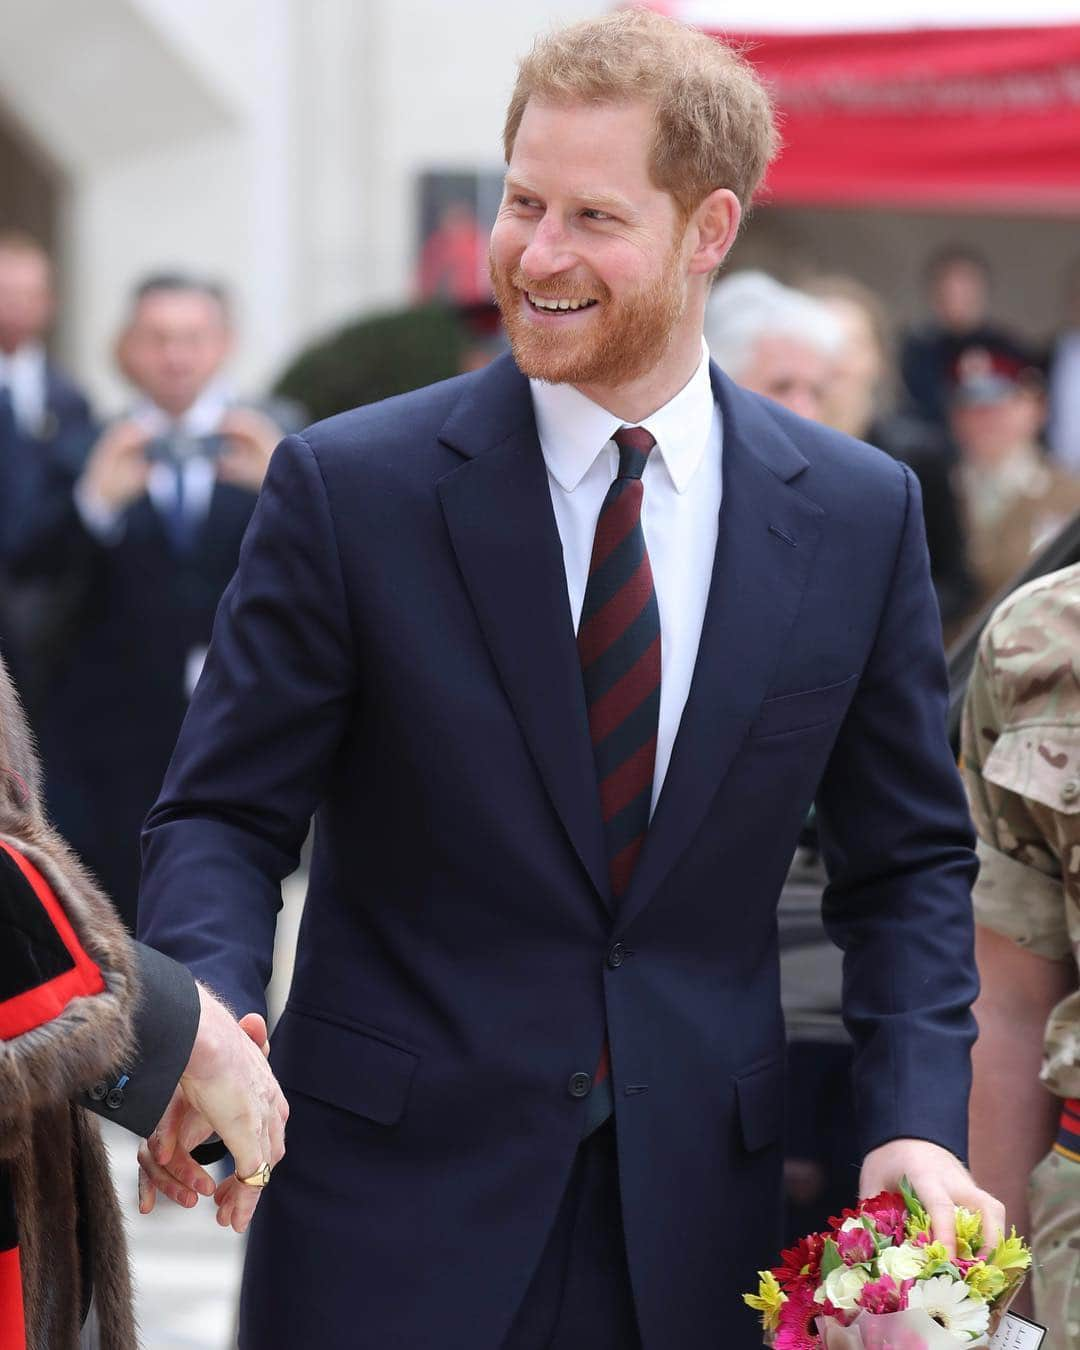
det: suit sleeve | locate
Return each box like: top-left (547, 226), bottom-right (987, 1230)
top-left (0, 844), bottom-right (197, 1142)
top-left (78, 942), bottom-right (200, 1138)
top-left (137, 434), bottom-right (356, 1017)
top-left (815, 462), bottom-right (979, 1163)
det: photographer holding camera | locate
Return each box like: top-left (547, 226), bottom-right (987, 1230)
top-left (7, 273), bottom-right (294, 931)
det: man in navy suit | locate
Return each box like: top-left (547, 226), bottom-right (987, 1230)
top-left (137, 12), bottom-right (1001, 1348)
top-left (8, 273), bottom-right (285, 931)
top-left (0, 232), bottom-right (96, 707)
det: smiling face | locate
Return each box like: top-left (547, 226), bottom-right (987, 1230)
top-left (490, 98), bottom-right (723, 413)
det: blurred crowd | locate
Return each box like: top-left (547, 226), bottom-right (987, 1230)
top-left (705, 247), bottom-right (1080, 646)
top-left (0, 232), bottom-right (304, 933)
top-left (3, 228), bottom-right (1080, 936)
top-left (2, 229), bottom-right (1080, 1260)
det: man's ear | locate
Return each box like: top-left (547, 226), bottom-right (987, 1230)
top-left (687, 188), bottom-right (742, 278)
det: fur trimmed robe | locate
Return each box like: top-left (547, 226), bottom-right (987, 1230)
top-left (0, 658), bottom-right (138, 1349)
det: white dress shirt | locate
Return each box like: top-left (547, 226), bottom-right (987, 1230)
top-left (0, 343), bottom-right (48, 435)
top-left (531, 342), bottom-right (722, 815)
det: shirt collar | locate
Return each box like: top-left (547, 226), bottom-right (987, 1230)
top-left (132, 378), bottom-right (233, 439)
top-left (530, 340), bottom-right (715, 495)
top-left (0, 343), bottom-right (45, 386)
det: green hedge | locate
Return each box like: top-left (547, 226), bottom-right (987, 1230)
top-left (274, 303), bottom-right (465, 424)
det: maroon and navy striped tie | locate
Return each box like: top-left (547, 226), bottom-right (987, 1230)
top-left (577, 425), bottom-right (661, 1135)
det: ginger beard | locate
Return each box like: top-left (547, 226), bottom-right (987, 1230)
top-left (489, 234), bottom-right (688, 389)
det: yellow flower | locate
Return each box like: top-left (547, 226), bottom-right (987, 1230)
top-left (920, 1241), bottom-right (949, 1267)
top-left (964, 1261), bottom-right (1006, 1302)
top-left (954, 1206), bottom-right (984, 1260)
top-left (988, 1228), bottom-right (1032, 1277)
top-left (743, 1271), bottom-right (787, 1332)
top-left (905, 1210), bottom-right (932, 1240)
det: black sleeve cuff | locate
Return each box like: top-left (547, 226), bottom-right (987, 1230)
top-left (80, 942), bottom-right (200, 1137)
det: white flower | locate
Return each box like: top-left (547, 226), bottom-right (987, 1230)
top-left (878, 1242), bottom-right (926, 1282)
top-left (906, 1274), bottom-right (991, 1339)
top-left (815, 1265), bottom-right (871, 1310)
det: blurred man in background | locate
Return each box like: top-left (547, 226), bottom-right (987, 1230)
top-left (7, 272), bottom-right (287, 930)
top-left (704, 269), bottom-right (841, 421)
top-left (963, 565), bottom-right (1080, 1346)
top-left (901, 246), bottom-right (1029, 433)
top-left (0, 232), bottom-right (95, 706)
top-left (948, 341), bottom-right (1080, 629)
top-left (812, 274), bottom-right (975, 631)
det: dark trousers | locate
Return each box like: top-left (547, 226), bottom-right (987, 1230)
top-left (503, 1122), bottom-right (642, 1350)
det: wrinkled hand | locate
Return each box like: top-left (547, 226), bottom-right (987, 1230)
top-left (78, 420), bottom-right (152, 513)
top-left (137, 986), bottom-right (288, 1233)
top-left (216, 407), bottom-right (279, 492)
top-left (859, 1138), bottom-right (1005, 1259)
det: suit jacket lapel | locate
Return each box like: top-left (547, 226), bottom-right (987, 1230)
top-left (618, 366), bottom-right (824, 930)
top-left (437, 357), bottom-right (611, 908)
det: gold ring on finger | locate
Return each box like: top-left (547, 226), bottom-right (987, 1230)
top-left (236, 1162), bottom-right (271, 1188)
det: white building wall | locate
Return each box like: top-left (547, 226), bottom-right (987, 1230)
top-left (2, 0), bottom-right (610, 409)
top-left (289, 0), bottom-right (607, 352)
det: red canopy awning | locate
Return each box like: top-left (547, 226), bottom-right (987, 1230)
top-left (714, 26), bottom-right (1080, 213)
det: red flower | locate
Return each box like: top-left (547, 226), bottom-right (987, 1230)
top-left (857, 1191), bottom-right (908, 1244)
top-left (772, 1233), bottom-right (825, 1289)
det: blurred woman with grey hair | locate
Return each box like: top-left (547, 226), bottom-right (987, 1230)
top-left (704, 270), bottom-right (844, 420)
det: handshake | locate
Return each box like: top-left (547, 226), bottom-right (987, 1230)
top-left (137, 984), bottom-right (289, 1235)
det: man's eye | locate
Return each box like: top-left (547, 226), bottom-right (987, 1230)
top-left (582, 209), bottom-right (613, 222)
top-left (513, 196), bottom-right (541, 210)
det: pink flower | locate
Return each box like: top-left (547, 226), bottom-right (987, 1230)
top-left (837, 1226), bottom-right (875, 1266)
top-left (856, 1273), bottom-right (909, 1314)
top-left (857, 1192), bottom-right (908, 1244)
top-left (773, 1282), bottom-right (824, 1350)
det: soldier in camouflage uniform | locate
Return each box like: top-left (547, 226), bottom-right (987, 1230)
top-left (963, 562), bottom-right (1080, 1349)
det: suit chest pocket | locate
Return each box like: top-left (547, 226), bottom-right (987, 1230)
top-left (749, 673), bottom-right (859, 740)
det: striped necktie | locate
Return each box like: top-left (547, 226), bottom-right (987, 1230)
top-left (577, 425), bottom-right (661, 1134)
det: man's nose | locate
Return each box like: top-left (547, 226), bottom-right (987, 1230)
top-left (519, 214), bottom-right (576, 281)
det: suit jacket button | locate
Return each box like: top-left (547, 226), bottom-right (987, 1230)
top-left (568, 1072), bottom-right (592, 1099)
top-left (88, 1081), bottom-right (108, 1102)
top-left (607, 942), bottom-right (626, 969)
top-left (105, 1088), bottom-right (125, 1110)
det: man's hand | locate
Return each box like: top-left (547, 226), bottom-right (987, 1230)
top-left (860, 1138), bottom-right (1006, 1259)
top-left (137, 985), bottom-right (288, 1233)
top-left (216, 407), bottom-right (279, 492)
top-left (78, 420), bottom-right (153, 514)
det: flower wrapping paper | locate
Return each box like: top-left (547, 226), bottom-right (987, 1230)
top-left (816, 1309), bottom-right (991, 1349)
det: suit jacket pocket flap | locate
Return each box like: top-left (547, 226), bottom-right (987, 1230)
top-left (751, 674), bottom-right (859, 739)
top-left (272, 1005), bottom-right (419, 1125)
top-left (734, 1056), bottom-right (784, 1152)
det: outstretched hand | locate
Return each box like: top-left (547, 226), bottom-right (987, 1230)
top-left (137, 987), bottom-right (288, 1233)
top-left (859, 1138), bottom-right (1006, 1259)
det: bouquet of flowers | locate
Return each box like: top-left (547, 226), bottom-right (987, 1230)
top-left (743, 1178), bottom-right (1031, 1349)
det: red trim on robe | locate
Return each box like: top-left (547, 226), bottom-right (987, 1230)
top-left (0, 1246), bottom-right (27, 1350)
top-left (0, 840), bottom-right (105, 1040)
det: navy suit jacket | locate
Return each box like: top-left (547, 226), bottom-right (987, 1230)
top-left (0, 363), bottom-right (95, 695)
top-left (10, 471), bottom-right (258, 930)
top-left (139, 354), bottom-right (978, 1350)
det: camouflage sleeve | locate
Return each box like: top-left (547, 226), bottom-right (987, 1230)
top-left (960, 619), bottom-right (1072, 961)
